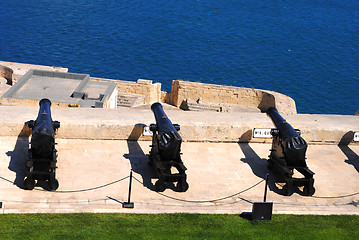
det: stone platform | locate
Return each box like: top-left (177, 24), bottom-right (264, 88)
top-left (0, 105), bottom-right (358, 214)
top-left (0, 137), bottom-right (359, 215)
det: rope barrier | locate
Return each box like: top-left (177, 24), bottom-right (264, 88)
top-left (0, 198), bottom-right (108, 204)
top-left (133, 176), bottom-right (263, 204)
top-left (2, 174), bottom-right (359, 206)
top-left (0, 175), bottom-right (129, 193)
top-left (309, 192), bottom-right (359, 199)
top-left (0, 176), bottom-right (14, 184)
top-left (51, 176), bottom-right (130, 193)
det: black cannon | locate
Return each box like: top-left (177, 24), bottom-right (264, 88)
top-left (149, 102), bottom-right (189, 192)
top-left (23, 99), bottom-right (60, 191)
top-left (266, 107), bottom-right (315, 196)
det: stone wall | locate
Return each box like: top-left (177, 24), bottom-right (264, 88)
top-left (0, 61), bottom-right (298, 112)
top-left (91, 77), bottom-right (162, 104)
top-left (165, 80), bottom-right (297, 114)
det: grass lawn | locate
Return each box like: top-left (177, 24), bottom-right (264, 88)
top-left (0, 213), bottom-right (358, 239)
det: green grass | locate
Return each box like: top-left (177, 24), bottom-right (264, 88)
top-left (0, 213), bottom-right (358, 239)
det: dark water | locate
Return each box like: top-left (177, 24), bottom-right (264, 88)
top-left (0, 0), bottom-right (358, 115)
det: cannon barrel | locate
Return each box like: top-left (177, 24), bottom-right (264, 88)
top-left (267, 107), bottom-right (300, 140)
top-left (151, 102), bottom-right (182, 161)
top-left (267, 107), bottom-right (307, 167)
top-left (30, 99), bottom-right (59, 158)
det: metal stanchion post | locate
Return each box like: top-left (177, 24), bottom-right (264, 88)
top-left (123, 170), bottom-right (134, 208)
top-left (264, 173), bottom-right (269, 202)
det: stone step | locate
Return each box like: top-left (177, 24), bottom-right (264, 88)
top-left (186, 103), bottom-right (222, 112)
top-left (117, 93), bottom-right (145, 107)
top-left (180, 99), bottom-right (222, 112)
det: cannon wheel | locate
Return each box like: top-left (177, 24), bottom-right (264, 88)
top-left (47, 179), bottom-right (59, 191)
top-left (176, 181), bottom-right (189, 192)
top-left (24, 177), bottom-right (35, 190)
top-left (303, 185), bottom-right (315, 196)
top-left (283, 183), bottom-right (293, 196)
top-left (155, 180), bottom-right (166, 192)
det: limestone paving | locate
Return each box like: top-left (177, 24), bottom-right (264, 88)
top-left (1, 137), bottom-right (359, 215)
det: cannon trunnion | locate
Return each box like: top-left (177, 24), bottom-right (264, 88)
top-left (24, 99), bottom-right (60, 191)
top-left (267, 107), bottom-right (315, 196)
top-left (149, 103), bottom-right (189, 192)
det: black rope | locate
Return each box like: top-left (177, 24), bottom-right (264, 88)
top-left (309, 192), bottom-right (359, 199)
top-left (0, 175), bottom-right (129, 193)
top-left (0, 198), bottom-right (108, 204)
top-left (0, 176), bottom-right (14, 184)
top-left (50, 176), bottom-right (130, 193)
top-left (133, 176), bottom-right (263, 203)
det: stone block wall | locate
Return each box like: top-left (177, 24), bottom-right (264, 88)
top-left (166, 80), bottom-right (297, 114)
top-left (91, 77), bottom-right (162, 104)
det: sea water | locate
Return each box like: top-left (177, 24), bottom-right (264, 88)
top-left (0, 0), bottom-right (358, 115)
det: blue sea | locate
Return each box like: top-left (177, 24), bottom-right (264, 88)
top-left (0, 0), bottom-right (358, 115)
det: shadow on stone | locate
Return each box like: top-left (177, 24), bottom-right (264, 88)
top-left (124, 139), bottom-right (157, 191)
top-left (106, 196), bottom-right (124, 205)
top-left (238, 130), bottom-right (252, 143)
top-left (127, 123), bottom-right (146, 141)
top-left (124, 124), bottom-right (158, 191)
top-left (6, 125), bottom-right (31, 189)
top-left (238, 142), bottom-right (290, 196)
top-left (339, 131), bottom-right (359, 173)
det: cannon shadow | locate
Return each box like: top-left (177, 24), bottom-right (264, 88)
top-left (124, 139), bottom-right (157, 191)
top-left (124, 124), bottom-right (159, 191)
top-left (238, 142), bottom-right (291, 196)
top-left (339, 131), bottom-right (359, 173)
top-left (6, 125), bottom-right (30, 189)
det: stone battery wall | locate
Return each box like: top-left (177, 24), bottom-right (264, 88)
top-left (166, 80), bottom-right (297, 114)
top-left (1, 61), bottom-right (298, 112)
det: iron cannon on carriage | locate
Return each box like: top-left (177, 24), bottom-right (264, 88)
top-left (266, 107), bottom-right (315, 196)
top-left (149, 102), bottom-right (188, 192)
top-left (23, 98), bottom-right (60, 191)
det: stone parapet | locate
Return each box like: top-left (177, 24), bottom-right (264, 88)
top-left (0, 105), bottom-right (357, 145)
top-left (165, 80), bottom-right (297, 114)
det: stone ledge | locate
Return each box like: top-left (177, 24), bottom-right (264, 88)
top-left (0, 105), bottom-right (357, 144)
